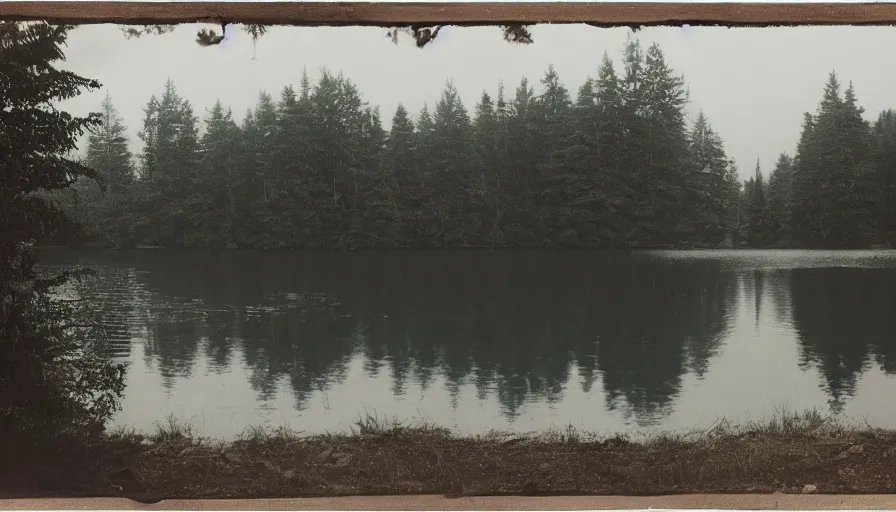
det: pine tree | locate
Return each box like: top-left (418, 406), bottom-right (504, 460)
top-left (356, 106), bottom-right (399, 247)
top-left (77, 93), bottom-right (136, 244)
top-left (429, 80), bottom-right (483, 246)
top-left (384, 104), bottom-right (419, 246)
top-left (574, 77), bottom-right (597, 150)
top-left (595, 52), bottom-right (625, 169)
top-left (790, 73), bottom-right (877, 248)
top-left (86, 93), bottom-right (134, 198)
top-left (686, 110), bottom-right (733, 246)
top-left (724, 159), bottom-right (743, 246)
top-left (740, 176), bottom-right (755, 244)
top-left (616, 38), bottom-right (694, 246)
top-left (252, 91), bottom-right (277, 203)
top-left (747, 159), bottom-right (770, 247)
top-left (767, 153), bottom-right (794, 245)
top-left (43, 40), bottom-right (769, 252)
top-left (238, 90), bottom-right (285, 247)
top-left (139, 79), bottom-right (198, 196)
top-left (790, 112), bottom-right (819, 247)
top-left (408, 103), bottom-right (439, 245)
top-left (535, 64), bottom-right (574, 158)
top-left (538, 67), bottom-right (607, 247)
top-left (473, 90), bottom-right (505, 243)
top-left (306, 71), bottom-right (366, 247)
top-left (873, 109), bottom-right (896, 246)
top-left (532, 65), bottom-right (576, 244)
top-left (619, 37), bottom-right (650, 243)
top-left (265, 85), bottom-right (301, 244)
top-left (336, 77), bottom-right (367, 214)
top-left (504, 77), bottom-right (541, 245)
top-left (641, 43), bottom-right (691, 245)
top-left (197, 100), bottom-right (241, 246)
top-left (136, 79), bottom-right (201, 246)
top-left (270, 85), bottom-right (298, 198)
top-left (826, 82), bottom-right (876, 247)
top-left (278, 69), bottom-right (319, 246)
top-left (592, 53), bottom-right (631, 245)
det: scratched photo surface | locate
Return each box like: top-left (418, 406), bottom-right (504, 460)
top-left (24, 23), bottom-right (896, 438)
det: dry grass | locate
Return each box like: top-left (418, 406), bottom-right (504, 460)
top-left (4, 408), bottom-right (896, 501)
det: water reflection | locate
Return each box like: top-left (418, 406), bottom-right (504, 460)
top-left (789, 268), bottom-right (896, 412)
top-left (35, 249), bottom-right (896, 437)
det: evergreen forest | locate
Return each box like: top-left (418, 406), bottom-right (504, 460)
top-left (54, 39), bottom-right (896, 250)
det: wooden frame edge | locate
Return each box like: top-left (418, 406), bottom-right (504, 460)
top-left (1, 2), bottom-right (896, 27)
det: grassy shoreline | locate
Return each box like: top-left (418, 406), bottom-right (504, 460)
top-left (4, 410), bottom-right (896, 501)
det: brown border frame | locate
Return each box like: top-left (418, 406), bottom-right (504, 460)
top-left (1, 2), bottom-right (895, 508)
top-left (1, 2), bottom-right (896, 28)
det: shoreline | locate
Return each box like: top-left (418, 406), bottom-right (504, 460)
top-left (4, 410), bottom-right (896, 501)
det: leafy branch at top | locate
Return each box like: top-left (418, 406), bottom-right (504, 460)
top-left (120, 23), bottom-right (531, 48)
top-left (120, 23), bottom-right (268, 46)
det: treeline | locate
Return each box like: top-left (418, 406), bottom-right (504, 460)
top-left (55, 38), bottom-right (740, 249)
top-left (739, 73), bottom-right (896, 248)
top-left (56, 40), bottom-right (896, 250)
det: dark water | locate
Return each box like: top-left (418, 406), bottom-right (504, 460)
top-left (35, 248), bottom-right (896, 439)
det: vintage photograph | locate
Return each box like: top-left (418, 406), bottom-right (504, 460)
top-left (4, 17), bottom-right (896, 500)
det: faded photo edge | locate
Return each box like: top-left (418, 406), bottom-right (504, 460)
top-left (2, 2), bottom-right (896, 27)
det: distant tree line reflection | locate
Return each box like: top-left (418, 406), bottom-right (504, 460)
top-left (38, 250), bottom-right (896, 425)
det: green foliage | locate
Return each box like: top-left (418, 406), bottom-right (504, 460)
top-left (873, 109), bottom-right (896, 246)
top-left (687, 111), bottom-right (739, 247)
top-left (742, 72), bottom-right (888, 249)
top-left (54, 39), bottom-right (896, 250)
top-left (0, 21), bottom-right (126, 436)
top-left (52, 93), bottom-right (137, 245)
top-left (747, 160), bottom-right (773, 248)
top-left (767, 154), bottom-right (794, 246)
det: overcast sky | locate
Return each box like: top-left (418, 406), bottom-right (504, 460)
top-left (58, 23), bottom-right (896, 181)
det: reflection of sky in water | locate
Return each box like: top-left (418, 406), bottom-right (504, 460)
top-left (642, 249), bottom-right (896, 270)
top-left (36, 249), bottom-right (896, 439)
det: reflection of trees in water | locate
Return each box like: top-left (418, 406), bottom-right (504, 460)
top-left (789, 268), bottom-right (896, 413)
top-left (41, 249), bottom-right (739, 425)
top-left (202, 311), bottom-right (237, 371)
top-left (329, 252), bottom-right (589, 420)
top-left (142, 314), bottom-right (202, 389)
top-left (593, 258), bottom-right (738, 426)
top-left (124, 252), bottom-right (357, 405)
top-left (238, 311), bottom-right (357, 408)
top-left (864, 273), bottom-right (896, 376)
top-left (753, 270), bottom-right (764, 328)
top-left (764, 270), bottom-right (794, 329)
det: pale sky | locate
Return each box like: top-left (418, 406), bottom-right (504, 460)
top-left (57, 23), bottom-right (896, 181)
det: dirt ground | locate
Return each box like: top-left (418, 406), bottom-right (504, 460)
top-left (3, 411), bottom-right (896, 502)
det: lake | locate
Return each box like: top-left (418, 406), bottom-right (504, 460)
top-left (34, 248), bottom-right (896, 439)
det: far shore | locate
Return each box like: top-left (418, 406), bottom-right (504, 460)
top-left (3, 409), bottom-right (896, 501)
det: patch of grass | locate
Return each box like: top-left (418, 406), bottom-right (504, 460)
top-left (4, 408), bottom-right (896, 500)
top-left (148, 414), bottom-right (206, 451)
top-left (345, 411), bottom-right (451, 439)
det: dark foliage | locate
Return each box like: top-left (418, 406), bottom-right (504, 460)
top-left (41, 37), bottom-right (896, 251)
top-left (747, 73), bottom-right (890, 249)
top-left (61, 39), bottom-right (746, 250)
top-left (0, 21), bottom-right (126, 445)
